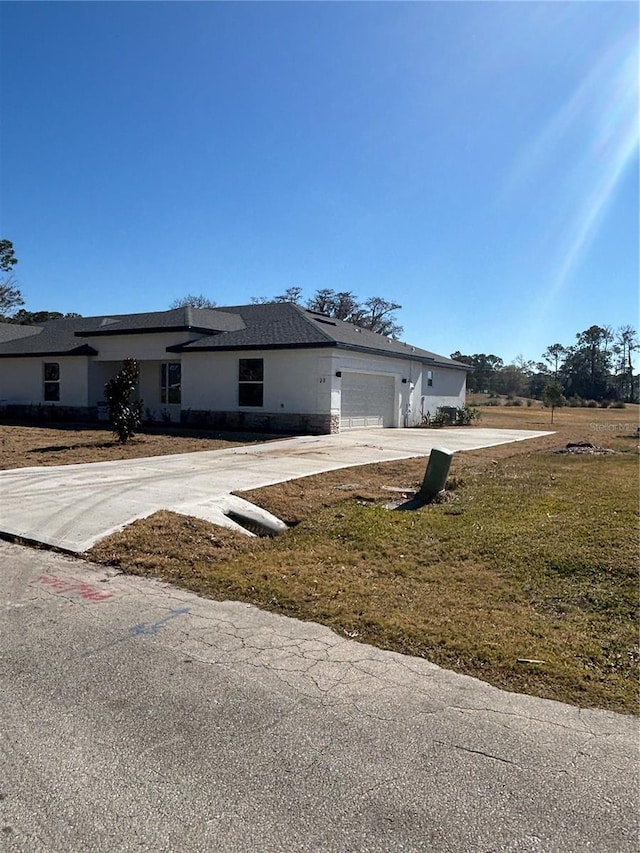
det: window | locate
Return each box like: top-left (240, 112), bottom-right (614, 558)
top-left (239, 358), bottom-right (263, 407)
top-left (426, 370), bottom-right (433, 387)
top-left (44, 362), bottom-right (60, 401)
top-left (161, 362), bottom-right (181, 404)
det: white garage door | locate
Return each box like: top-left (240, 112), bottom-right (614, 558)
top-left (340, 372), bottom-right (396, 429)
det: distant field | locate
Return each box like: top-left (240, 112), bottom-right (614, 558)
top-left (466, 398), bottom-right (638, 439)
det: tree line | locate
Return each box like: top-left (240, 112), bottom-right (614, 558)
top-left (452, 324), bottom-right (639, 404)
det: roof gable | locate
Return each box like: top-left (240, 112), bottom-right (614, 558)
top-left (75, 307), bottom-right (246, 337)
top-left (0, 322), bottom-right (43, 344)
top-left (170, 302), bottom-right (333, 352)
top-left (0, 317), bottom-right (100, 357)
top-left (172, 303), bottom-right (467, 368)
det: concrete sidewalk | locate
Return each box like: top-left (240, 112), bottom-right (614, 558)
top-left (0, 427), bottom-right (550, 552)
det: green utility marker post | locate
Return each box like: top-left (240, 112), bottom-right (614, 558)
top-left (419, 447), bottom-right (454, 500)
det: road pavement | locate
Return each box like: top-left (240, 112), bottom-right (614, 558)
top-left (0, 427), bottom-right (550, 552)
top-left (1, 540), bottom-right (637, 852)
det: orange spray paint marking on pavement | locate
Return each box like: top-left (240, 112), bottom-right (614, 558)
top-left (33, 574), bottom-right (114, 602)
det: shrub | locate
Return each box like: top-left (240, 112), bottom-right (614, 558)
top-left (431, 408), bottom-right (453, 427)
top-left (456, 405), bottom-right (481, 425)
top-left (104, 359), bottom-right (143, 443)
top-left (586, 400), bottom-right (598, 408)
top-left (426, 405), bottom-right (481, 427)
top-left (526, 399), bottom-right (533, 407)
top-left (611, 401), bottom-right (626, 409)
top-left (599, 400), bottom-right (611, 409)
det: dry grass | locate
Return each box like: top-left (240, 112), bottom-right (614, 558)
top-left (240, 403), bottom-right (639, 524)
top-left (467, 398), bottom-right (638, 435)
top-left (0, 423), bottom-right (276, 470)
top-left (87, 404), bottom-right (640, 714)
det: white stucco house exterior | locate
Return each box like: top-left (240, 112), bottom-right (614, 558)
top-left (0, 303), bottom-right (468, 433)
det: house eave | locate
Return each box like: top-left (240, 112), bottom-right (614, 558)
top-left (168, 340), bottom-right (337, 354)
top-left (332, 342), bottom-right (465, 367)
top-left (0, 345), bottom-right (98, 358)
top-left (168, 338), bottom-right (467, 369)
top-left (74, 325), bottom-right (223, 338)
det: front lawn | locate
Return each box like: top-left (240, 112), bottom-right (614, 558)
top-left (0, 423), bottom-right (276, 469)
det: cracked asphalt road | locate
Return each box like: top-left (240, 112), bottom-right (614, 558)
top-left (1, 540), bottom-right (638, 852)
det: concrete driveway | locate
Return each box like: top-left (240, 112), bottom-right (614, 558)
top-left (0, 427), bottom-right (550, 552)
top-left (1, 540), bottom-right (637, 852)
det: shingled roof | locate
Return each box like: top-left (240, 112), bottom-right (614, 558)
top-left (75, 307), bottom-right (245, 336)
top-left (0, 323), bottom-right (43, 344)
top-left (0, 308), bottom-right (244, 357)
top-left (0, 303), bottom-right (467, 369)
top-left (0, 317), bottom-right (99, 357)
top-left (170, 303), bottom-right (465, 368)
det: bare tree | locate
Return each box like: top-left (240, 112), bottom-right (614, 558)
top-left (307, 289), bottom-right (403, 337)
top-left (251, 287), bottom-right (303, 305)
top-left (306, 288), bottom-right (338, 315)
top-left (170, 294), bottom-right (216, 309)
top-left (0, 239), bottom-right (23, 319)
top-left (352, 296), bottom-right (403, 337)
top-left (307, 289), bottom-right (360, 322)
top-left (273, 286), bottom-right (303, 304)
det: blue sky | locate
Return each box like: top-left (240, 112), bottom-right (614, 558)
top-left (1, 1), bottom-right (637, 364)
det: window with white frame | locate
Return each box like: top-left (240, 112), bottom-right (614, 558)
top-left (44, 362), bottom-right (60, 401)
top-left (160, 363), bottom-right (181, 404)
top-left (238, 358), bottom-right (264, 406)
top-left (426, 370), bottom-right (433, 387)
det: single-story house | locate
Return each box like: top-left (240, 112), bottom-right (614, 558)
top-left (0, 302), bottom-right (469, 433)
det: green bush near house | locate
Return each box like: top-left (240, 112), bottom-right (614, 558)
top-left (105, 358), bottom-right (143, 444)
top-left (423, 405), bottom-right (481, 427)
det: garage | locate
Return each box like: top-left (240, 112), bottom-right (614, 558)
top-left (340, 372), bottom-right (396, 429)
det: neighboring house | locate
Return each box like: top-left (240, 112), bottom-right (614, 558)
top-left (0, 303), bottom-right (469, 433)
